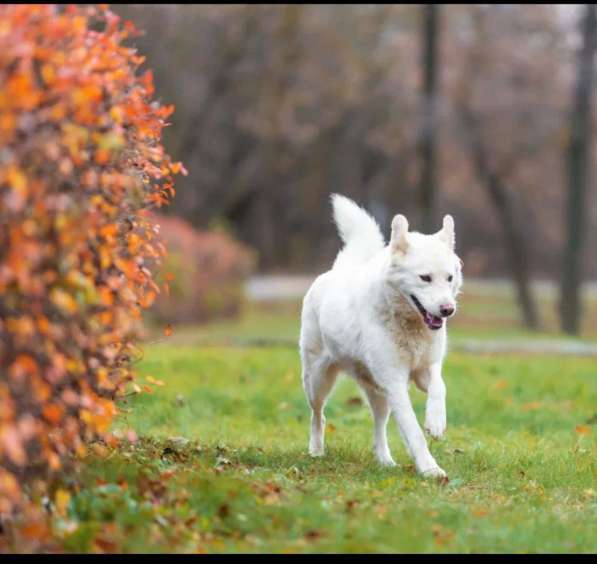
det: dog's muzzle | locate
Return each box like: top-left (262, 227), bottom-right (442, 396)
top-left (410, 295), bottom-right (444, 330)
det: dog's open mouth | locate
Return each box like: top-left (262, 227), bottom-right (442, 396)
top-left (410, 295), bottom-right (443, 330)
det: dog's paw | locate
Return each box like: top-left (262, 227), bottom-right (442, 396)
top-left (424, 409), bottom-right (446, 439)
top-left (420, 464), bottom-right (447, 480)
top-left (376, 454), bottom-right (397, 468)
top-left (309, 447), bottom-right (324, 458)
top-left (374, 445), bottom-right (397, 467)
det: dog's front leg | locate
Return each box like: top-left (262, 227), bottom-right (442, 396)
top-left (424, 362), bottom-right (447, 440)
top-left (386, 380), bottom-right (446, 478)
top-left (366, 331), bottom-right (446, 478)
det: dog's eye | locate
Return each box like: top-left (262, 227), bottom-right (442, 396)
top-left (420, 275), bottom-right (432, 283)
top-left (448, 275), bottom-right (453, 282)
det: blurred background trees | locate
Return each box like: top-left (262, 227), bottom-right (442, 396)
top-left (560, 4), bottom-right (597, 334)
top-left (112, 4), bottom-right (596, 334)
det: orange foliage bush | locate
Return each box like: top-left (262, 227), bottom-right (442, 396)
top-left (151, 214), bottom-right (255, 324)
top-left (0, 5), bottom-right (184, 512)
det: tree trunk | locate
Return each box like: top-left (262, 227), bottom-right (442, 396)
top-left (560, 4), bottom-right (597, 335)
top-left (256, 5), bottom-right (302, 270)
top-left (418, 4), bottom-right (440, 233)
top-left (459, 105), bottom-right (541, 330)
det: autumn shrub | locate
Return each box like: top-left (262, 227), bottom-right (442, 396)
top-left (150, 214), bottom-right (256, 324)
top-left (0, 4), bottom-right (184, 514)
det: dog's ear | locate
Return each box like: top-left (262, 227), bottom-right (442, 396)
top-left (390, 214), bottom-right (409, 254)
top-left (437, 214), bottom-right (455, 251)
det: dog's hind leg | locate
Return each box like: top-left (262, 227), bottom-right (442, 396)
top-left (303, 357), bottom-right (338, 457)
top-left (300, 299), bottom-right (338, 457)
top-left (360, 383), bottom-right (396, 467)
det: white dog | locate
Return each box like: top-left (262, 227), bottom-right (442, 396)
top-left (299, 194), bottom-right (463, 478)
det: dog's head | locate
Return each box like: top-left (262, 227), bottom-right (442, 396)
top-left (387, 214), bottom-right (463, 331)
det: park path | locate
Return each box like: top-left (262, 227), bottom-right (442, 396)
top-left (244, 275), bottom-right (597, 357)
top-left (246, 275), bottom-right (597, 302)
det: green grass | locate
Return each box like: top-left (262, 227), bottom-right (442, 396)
top-left (51, 342), bottom-right (596, 553)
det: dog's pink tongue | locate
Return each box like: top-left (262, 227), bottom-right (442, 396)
top-left (424, 312), bottom-right (443, 330)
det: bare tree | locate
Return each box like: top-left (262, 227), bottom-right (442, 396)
top-left (418, 4), bottom-right (441, 232)
top-left (560, 4), bottom-right (597, 335)
top-left (457, 100), bottom-right (540, 329)
top-left (451, 5), bottom-right (556, 330)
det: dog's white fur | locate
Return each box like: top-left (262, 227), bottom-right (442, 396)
top-left (300, 194), bottom-right (463, 478)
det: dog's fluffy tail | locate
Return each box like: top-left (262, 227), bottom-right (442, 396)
top-left (331, 194), bottom-right (385, 269)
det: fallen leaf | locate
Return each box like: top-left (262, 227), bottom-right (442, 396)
top-left (304, 529), bottom-right (323, 541)
top-left (522, 401), bottom-right (542, 411)
top-left (494, 379), bottom-right (508, 391)
top-left (432, 524), bottom-right (455, 546)
top-left (94, 537), bottom-right (118, 553)
top-left (346, 396), bottom-right (363, 407)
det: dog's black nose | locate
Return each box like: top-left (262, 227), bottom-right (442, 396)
top-left (440, 305), bottom-right (454, 317)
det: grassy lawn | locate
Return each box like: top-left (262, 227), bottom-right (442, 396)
top-left (50, 339), bottom-right (596, 553)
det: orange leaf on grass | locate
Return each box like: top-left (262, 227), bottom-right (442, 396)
top-left (521, 401), bottom-right (542, 411)
top-left (494, 379), bottom-right (508, 391)
top-left (146, 375), bottom-right (165, 386)
top-left (575, 425), bottom-right (591, 435)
